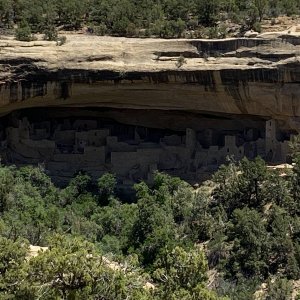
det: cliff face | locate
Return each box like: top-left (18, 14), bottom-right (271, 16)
top-left (0, 34), bottom-right (300, 127)
top-left (0, 33), bottom-right (300, 185)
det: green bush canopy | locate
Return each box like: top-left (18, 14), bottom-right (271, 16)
top-left (1, 0), bottom-right (300, 38)
top-left (0, 148), bottom-right (300, 299)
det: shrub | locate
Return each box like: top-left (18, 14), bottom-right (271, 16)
top-left (151, 18), bottom-right (186, 38)
top-left (98, 173), bottom-right (117, 204)
top-left (271, 18), bottom-right (276, 26)
top-left (56, 35), bottom-right (67, 46)
top-left (93, 23), bottom-right (107, 36)
top-left (266, 278), bottom-right (293, 300)
top-left (43, 25), bottom-right (58, 41)
top-left (175, 55), bottom-right (187, 68)
top-left (218, 24), bottom-right (228, 38)
top-left (208, 26), bottom-right (219, 39)
top-left (252, 21), bottom-right (262, 33)
top-left (203, 51), bottom-right (210, 61)
top-left (15, 21), bottom-right (34, 42)
top-left (126, 22), bottom-right (136, 37)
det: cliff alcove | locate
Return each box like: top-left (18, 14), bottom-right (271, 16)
top-left (0, 106), bottom-right (292, 188)
top-left (0, 33), bottom-right (300, 186)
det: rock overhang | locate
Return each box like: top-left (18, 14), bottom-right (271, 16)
top-left (0, 33), bottom-right (299, 185)
top-left (0, 33), bottom-right (300, 125)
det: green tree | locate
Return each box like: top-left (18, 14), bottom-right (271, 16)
top-left (26, 235), bottom-right (152, 299)
top-left (280, 0), bottom-right (300, 16)
top-left (267, 205), bottom-right (300, 278)
top-left (131, 192), bottom-right (177, 266)
top-left (183, 190), bottom-right (215, 242)
top-left (153, 246), bottom-right (227, 299)
top-left (254, 0), bottom-right (268, 21)
top-left (62, 193), bottom-right (101, 242)
top-left (17, 0), bottom-right (44, 32)
top-left (196, 0), bottom-right (221, 27)
top-left (97, 173), bottom-right (117, 204)
top-left (0, 166), bottom-right (14, 212)
top-left (213, 157), bottom-right (268, 215)
top-left (130, 173), bottom-right (190, 266)
top-left (0, 0), bottom-right (13, 28)
top-left (91, 199), bottom-right (137, 252)
top-left (15, 19), bottom-right (34, 41)
top-left (1, 180), bottom-right (59, 244)
top-left (55, 0), bottom-right (87, 30)
top-left (16, 165), bottom-right (58, 200)
top-left (266, 277), bottom-right (293, 300)
top-left (43, 24), bottom-right (58, 41)
top-left (0, 237), bottom-right (30, 298)
top-left (60, 172), bottom-right (92, 206)
top-left (227, 207), bottom-right (269, 278)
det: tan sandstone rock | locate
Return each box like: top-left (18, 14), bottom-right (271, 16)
top-left (0, 32), bottom-right (299, 131)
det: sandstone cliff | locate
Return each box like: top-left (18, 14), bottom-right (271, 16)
top-left (0, 32), bottom-right (300, 130)
top-left (1, 32), bottom-right (300, 184)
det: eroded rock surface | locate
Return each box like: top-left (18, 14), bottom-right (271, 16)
top-left (0, 33), bottom-right (299, 185)
top-left (0, 34), bottom-right (300, 121)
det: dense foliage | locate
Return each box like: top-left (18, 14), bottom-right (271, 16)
top-left (1, 0), bottom-right (300, 39)
top-left (1, 151), bottom-right (300, 298)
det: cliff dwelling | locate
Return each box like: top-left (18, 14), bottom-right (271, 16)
top-left (0, 107), bottom-right (294, 187)
top-left (1, 34), bottom-right (300, 187)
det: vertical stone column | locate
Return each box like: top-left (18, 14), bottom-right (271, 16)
top-left (265, 119), bottom-right (277, 162)
top-left (186, 128), bottom-right (196, 156)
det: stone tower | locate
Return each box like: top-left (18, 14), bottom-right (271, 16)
top-left (265, 119), bottom-right (277, 162)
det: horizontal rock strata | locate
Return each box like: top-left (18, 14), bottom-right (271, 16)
top-left (0, 32), bottom-right (299, 185)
